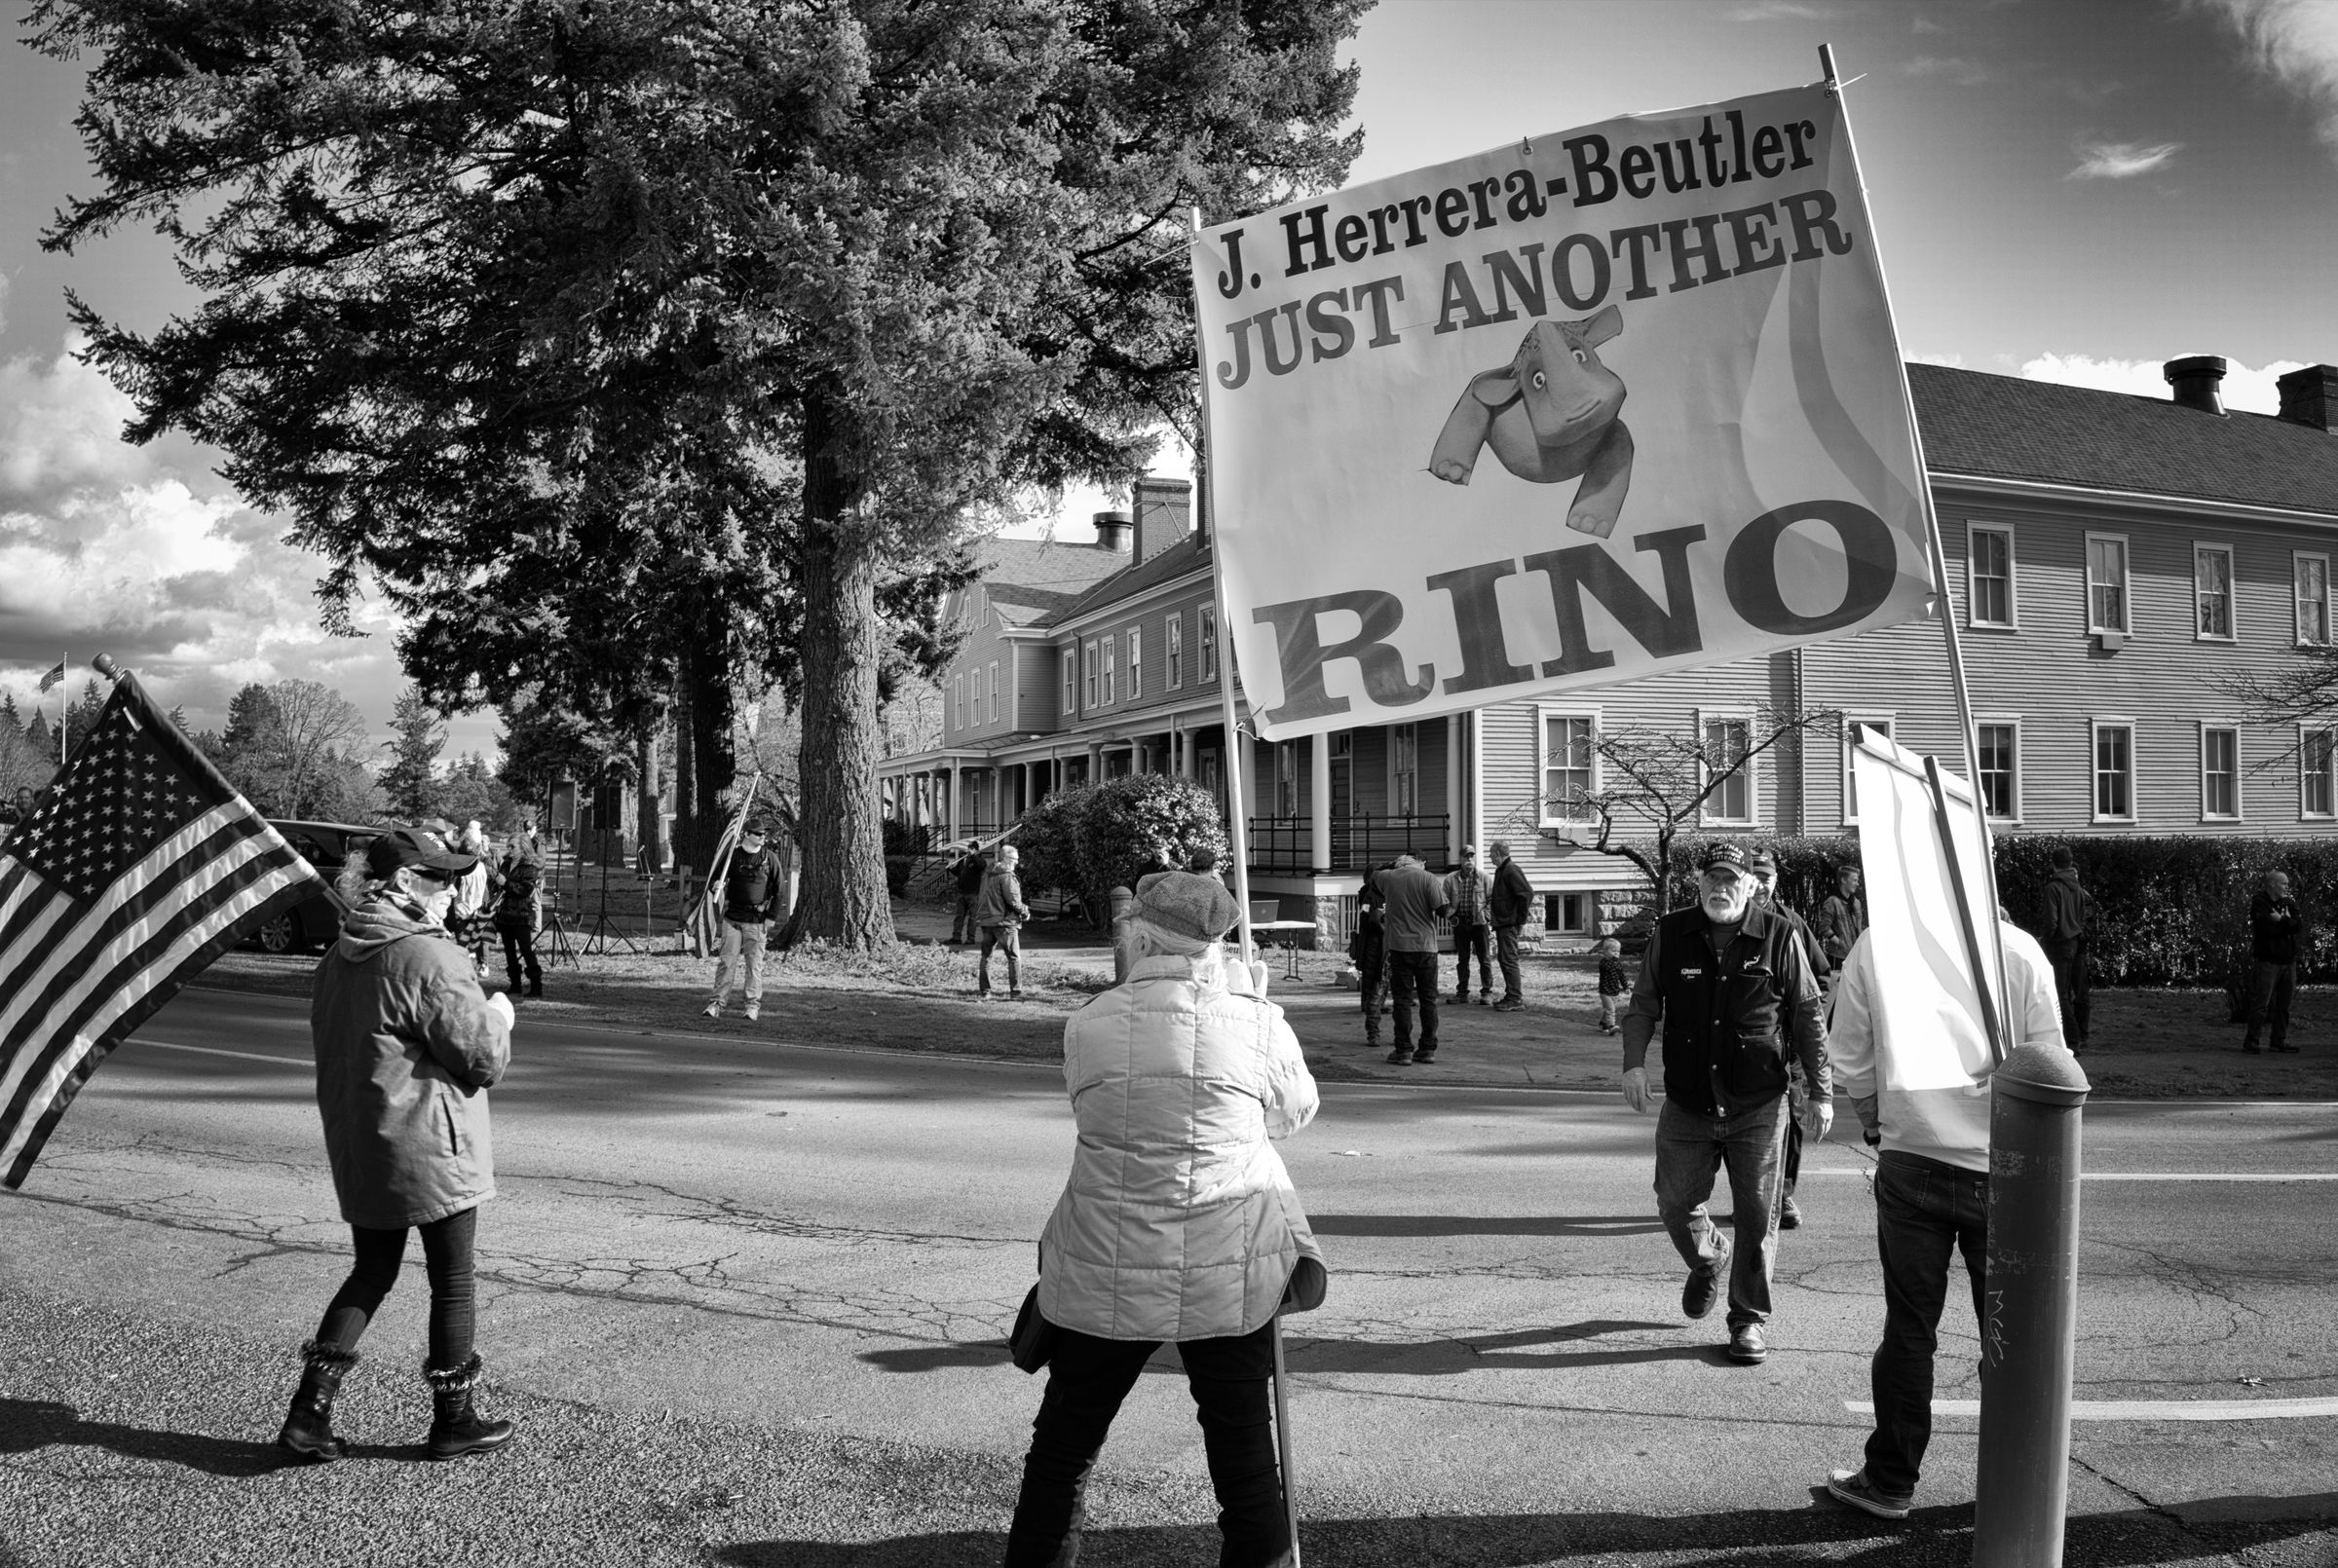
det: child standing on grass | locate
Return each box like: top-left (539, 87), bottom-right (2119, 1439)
top-left (1595, 936), bottom-right (1627, 1033)
top-left (1348, 906), bottom-right (1388, 1046)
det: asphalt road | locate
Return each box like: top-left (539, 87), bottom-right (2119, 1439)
top-left (2, 984), bottom-right (2334, 1567)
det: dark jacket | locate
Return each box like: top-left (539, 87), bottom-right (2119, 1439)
top-left (955, 853), bottom-right (989, 898)
top-left (1621, 903), bottom-right (1829, 1115)
top-left (972, 862), bottom-right (1030, 929)
top-left (2041, 867), bottom-right (2093, 952)
top-left (1488, 856), bottom-right (1535, 928)
top-left (723, 844), bottom-right (783, 923)
top-left (493, 853), bottom-right (541, 936)
top-left (2251, 890), bottom-right (2304, 964)
top-left (1815, 887), bottom-right (1867, 965)
top-left (311, 898), bottom-right (510, 1228)
top-left (1347, 908), bottom-right (1386, 972)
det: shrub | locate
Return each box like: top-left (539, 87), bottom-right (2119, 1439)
top-left (1644, 831), bottom-right (2338, 987)
top-left (882, 817), bottom-right (934, 858)
top-left (1013, 786), bottom-right (1089, 903)
top-left (884, 855), bottom-right (913, 896)
top-left (1011, 776), bottom-right (1231, 919)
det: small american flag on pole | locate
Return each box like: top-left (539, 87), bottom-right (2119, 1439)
top-left (0, 667), bottom-right (326, 1187)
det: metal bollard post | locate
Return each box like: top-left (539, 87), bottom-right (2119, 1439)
top-left (1110, 885), bottom-right (1135, 985)
top-left (1974, 1042), bottom-right (2091, 1568)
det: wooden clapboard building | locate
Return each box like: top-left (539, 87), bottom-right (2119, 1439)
top-left (878, 356), bottom-right (2338, 942)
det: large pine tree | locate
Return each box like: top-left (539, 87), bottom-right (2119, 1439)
top-left (36, 0), bottom-right (1365, 947)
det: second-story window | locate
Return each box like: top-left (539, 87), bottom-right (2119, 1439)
top-left (1390, 724), bottom-right (1419, 815)
top-left (989, 660), bottom-right (1001, 724)
top-left (1167, 614), bottom-right (1184, 689)
top-left (2298, 552), bottom-right (2330, 647)
top-left (2087, 535), bottom-right (2129, 635)
top-left (1102, 638), bottom-right (1116, 704)
top-left (1082, 642), bottom-right (1098, 709)
top-left (953, 673), bottom-right (964, 730)
top-left (1062, 650), bottom-right (1076, 718)
top-left (1201, 607), bottom-right (1218, 680)
top-left (1969, 524), bottom-right (2014, 628)
top-left (2195, 544), bottom-right (2234, 640)
top-left (1126, 629), bottom-right (1142, 699)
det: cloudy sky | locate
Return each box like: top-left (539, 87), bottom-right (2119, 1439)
top-left (4, 0), bottom-right (2336, 759)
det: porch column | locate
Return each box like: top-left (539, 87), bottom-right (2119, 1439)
top-left (948, 761), bottom-right (961, 840)
top-left (1176, 723), bottom-right (1193, 778)
top-left (1447, 713), bottom-right (1465, 862)
top-left (1310, 733), bottom-right (1333, 874)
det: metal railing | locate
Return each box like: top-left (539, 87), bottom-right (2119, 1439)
top-left (1245, 813), bottom-right (1451, 873)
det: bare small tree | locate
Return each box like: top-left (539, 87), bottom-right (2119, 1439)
top-left (267, 680), bottom-right (374, 821)
top-left (1500, 704), bottom-right (1845, 919)
top-left (2220, 656), bottom-right (2338, 777)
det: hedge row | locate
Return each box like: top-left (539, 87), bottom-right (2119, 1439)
top-left (1653, 833), bottom-right (2338, 987)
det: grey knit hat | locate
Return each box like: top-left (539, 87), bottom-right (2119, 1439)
top-left (1133, 870), bottom-right (1241, 943)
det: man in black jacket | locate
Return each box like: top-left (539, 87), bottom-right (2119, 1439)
top-left (703, 820), bottom-right (782, 1022)
top-left (1620, 842), bottom-right (1831, 1365)
top-left (2244, 870), bottom-right (2304, 1054)
top-left (1487, 840), bottom-right (1536, 1011)
top-left (949, 847), bottom-right (988, 945)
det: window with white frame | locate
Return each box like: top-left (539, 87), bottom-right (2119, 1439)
top-left (1701, 715), bottom-right (1754, 825)
top-left (1842, 717), bottom-right (1894, 823)
top-left (2195, 544), bottom-right (2235, 640)
top-left (1167, 614), bottom-right (1184, 689)
top-left (2304, 728), bottom-right (2336, 818)
top-left (2093, 720), bottom-right (2135, 821)
top-left (1082, 642), bottom-right (1098, 709)
top-left (2202, 725), bottom-right (2241, 819)
top-left (1968, 524), bottom-right (2015, 628)
top-left (1200, 608), bottom-right (1218, 680)
top-left (2297, 553), bottom-right (2330, 647)
top-left (953, 673), bottom-right (965, 730)
top-left (1274, 741), bottom-right (1301, 815)
top-left (974, 664), bottom-right (987, 726)
top-left (989, 660), bottom-right (1001, 725)
top-left (1126, 629), bottom-right (1142, 699)
top-left (1062, 650), bottom-right (1077, 717)
top-left (1541, 713), bottom-right (1595, 823)
top-left (2086, 535), bottom-right (2130, 635)
top-left (1390, 724), bottom-right (1419, 815)
top-left (1101, 638), bottom-right (1116, 704)
top-left (1978, 721), bottom-right (2019, 819)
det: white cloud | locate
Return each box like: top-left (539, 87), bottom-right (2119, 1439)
top-left (2066, 139), bottom-right (2181, 178)
top-left (1722, 1), bottom-right (1837, 20)
top-left (1912, 352), bottom-right (1968, 368)
top-left (2018, 353), bottom-right (2308, 414)
top-left (2195, 0), bottom-right (2338, 157)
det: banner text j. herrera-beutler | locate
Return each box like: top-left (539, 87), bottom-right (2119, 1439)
top-left (1192, 82), bottom-right (1933, 742)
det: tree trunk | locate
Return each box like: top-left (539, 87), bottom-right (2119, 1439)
top-left (636, 726), bottom-right (663, 871)
top-left (788, 393), bottom-right (893, 951)
top-left (668, 637), bottom-right (734, 871)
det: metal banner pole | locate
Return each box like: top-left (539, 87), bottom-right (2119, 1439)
top-left (1821, 43), bottom-right (2009, 1033)
top-left (1270, 1314), bottom-right (1302, 1567)
top-left (1192, 208), bottom-right (1256, 968)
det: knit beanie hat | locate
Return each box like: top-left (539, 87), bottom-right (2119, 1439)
top-left (1133, 870), bottom-right (1241, 943)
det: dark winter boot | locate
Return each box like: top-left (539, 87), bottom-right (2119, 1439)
top-left (277, 1340), bottom-right (358, 1463)
top-left (426, 1354), bottom-right (515, 1460)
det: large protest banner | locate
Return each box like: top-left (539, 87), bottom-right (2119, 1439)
top-left (1192, 83), bottom-right (1934, 741)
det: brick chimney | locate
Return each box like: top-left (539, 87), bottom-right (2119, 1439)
top-left (1132, 476), bottom-right (1192, 564)
top-left (1092, 509), bottom-right (1133, 552)
top-left (2277, 364), bottom-right (2338, 432)
top-left (2164, 355), bottom-right (2228, 416)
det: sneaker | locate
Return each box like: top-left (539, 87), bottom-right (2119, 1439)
top-left (743, 1002), bottom-right (760, 1022)
top-left (1451, 990), bottom-right (1470, 1006)
top-left (1682, 1250), bottom-right (1726, 1320)
top-left (701, 1001), bottom-right (722, 1020)
top-left (1008, 990), bottom-right (1025, 1001)
top-left (1827, 1467), bottom-right (1912, 1520)
top-left (1779, 1195), bottom-right (1802, 1231)
top-left (2242, 1042), bottom-right (2264, 1054)
top-left (1385, 1049), bottom-right (1414, 1064)
top-left (1477, 992), bottom-right (1493, 1006)
top-left (1727, 1324), bottom-right (1767, 1364)
top-left (976, 990), bottom-right (992, 1002)
top-left (2272, 1043), bottom-right (2301, 1053)
top-left (1412, 1049), bottom-right (1438, 1064)
top-left (1492, 997), bottom-right (1525, 1013)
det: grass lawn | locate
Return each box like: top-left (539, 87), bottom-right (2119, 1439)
top-left (198, 901), bottom-right (2337, 1101)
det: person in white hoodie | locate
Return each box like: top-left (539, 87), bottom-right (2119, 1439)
top-left (1005, 870), bottom-right (1321, 1568)
top-left (1822, 919), bottom-right (2063, 1520)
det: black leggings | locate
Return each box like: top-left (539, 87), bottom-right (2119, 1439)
top-left (315, 1206), bottom-right (477, 1369)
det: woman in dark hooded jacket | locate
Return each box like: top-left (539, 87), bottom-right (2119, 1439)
top-left (277, 827), bottom-right (517, 1464)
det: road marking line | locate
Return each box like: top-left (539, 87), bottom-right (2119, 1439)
top-left (1846, 1398), bottom-right (2338, 1421)
top-left (1801, 1171), bottom-right (2338, 1182)
top-left (129, 1038), bottom-right (308, 1068)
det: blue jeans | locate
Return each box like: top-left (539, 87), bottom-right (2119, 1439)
top-left (1866, 1151), bottom-right (1988, 1497)
top-left (1004, 1323), bottom-right (1285, 1567)
top-left (1388, 950), bottom-right (1440, 1050)
top-left (1453, 922), bottom-right (1491, 995)
top-left (1653, 1095), bottom-right (1790, 1328)
top-left (2244, 960), bottom-right (2294, 1049)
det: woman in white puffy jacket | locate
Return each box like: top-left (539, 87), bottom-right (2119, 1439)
top-left (1005, 870), bottom-right (1322, 1568)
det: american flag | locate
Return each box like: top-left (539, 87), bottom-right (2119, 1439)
top-left (0, 671), bottom-right (326, 1187)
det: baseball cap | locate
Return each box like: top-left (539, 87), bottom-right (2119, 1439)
top-left (1745, 848), bottom-right (1778, 874)
top-left (1461, 842), bottom-right (1477, 855)
top-left (1699, 842), bottom-right (1750, 877)
top-left (366, 826), bottom-right (479, 881)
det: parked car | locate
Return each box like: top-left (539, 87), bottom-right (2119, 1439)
top-left (249, 819), bottom-right (379, 954)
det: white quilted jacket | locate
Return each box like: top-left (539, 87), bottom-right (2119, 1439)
top-left (1038, 953), bottom-right (1322, 1341)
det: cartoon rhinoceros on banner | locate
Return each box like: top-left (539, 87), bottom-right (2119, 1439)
top-left (1427, 305), bottom-right (1633, 539)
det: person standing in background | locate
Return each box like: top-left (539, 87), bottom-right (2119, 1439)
top-left (2038, 845), bottom-right (2094, 1051)
top-left (1376, 852), bottom-right (1452, 1065)
top-left (1447, 844), bottom-right (1494, 1005)
top-left (1487, 840), bottom-right (1536, 1012)
top-left (2244, 869), bottom-right (2305, 1055)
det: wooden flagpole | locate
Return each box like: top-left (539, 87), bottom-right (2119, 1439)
top-left (1821, 44), bottom-right (2012, 1046)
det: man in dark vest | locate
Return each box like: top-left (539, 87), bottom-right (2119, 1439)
top-left (1619, 842), bottom-right (1832, 1365)
top-left (1749, 847), bottom-right (1828, 1232)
